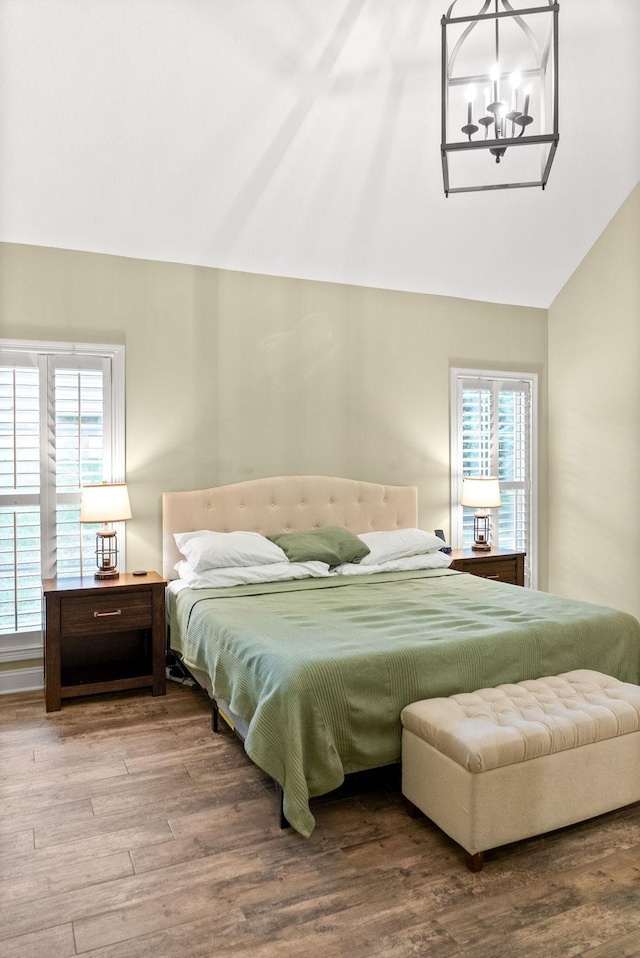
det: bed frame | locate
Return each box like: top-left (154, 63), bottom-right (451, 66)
top-left (162, 475), bottom-right (419, 825)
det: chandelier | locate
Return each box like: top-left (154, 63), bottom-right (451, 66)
top-left (441, 0), bottom-right (559, 195)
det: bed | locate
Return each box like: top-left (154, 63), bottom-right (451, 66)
top-left (163, 475), bottom-right (640, 837)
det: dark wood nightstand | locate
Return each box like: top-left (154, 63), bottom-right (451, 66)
top-left (449, 547), bottom-right (526, 587)
top-left (42, 572), bottom-right (167, 712)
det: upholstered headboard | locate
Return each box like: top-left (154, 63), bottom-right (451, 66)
top-left (162, 475), bottom-right (418, 579)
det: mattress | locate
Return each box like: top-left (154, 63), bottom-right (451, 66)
top-left (167, 569), bottom-right (640, 836)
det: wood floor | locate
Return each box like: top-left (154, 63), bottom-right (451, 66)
top-left (2, 684), bottom-right (640, 958)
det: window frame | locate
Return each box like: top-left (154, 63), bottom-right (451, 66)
top-left (450, 367), bottom-right (538, 588)
top-left (0, 338), bottom-right (125, 662)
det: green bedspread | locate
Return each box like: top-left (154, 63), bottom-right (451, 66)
top-left (169, 569), bottom-right (640, 837)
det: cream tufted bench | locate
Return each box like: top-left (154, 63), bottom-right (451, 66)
top-left (401, 670), bottom-right (640, 871)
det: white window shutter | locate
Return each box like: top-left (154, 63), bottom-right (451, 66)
top-left (451, 368), bottom-right (537, 587)
top-left (0, 341), bottom-right (124, 648)
top-left (0, 363), bottom-right (42, 634)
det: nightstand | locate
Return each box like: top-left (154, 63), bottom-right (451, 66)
top-left (449, 547), bottom-right (526, 587)
top-left (42, 572), bottom-right (167, 712)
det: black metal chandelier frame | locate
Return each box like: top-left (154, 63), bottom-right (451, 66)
top-left (441, 0), bottom-right (559, 196)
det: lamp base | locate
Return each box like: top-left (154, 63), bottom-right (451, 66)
top-left (94, 528), bottom-right (120, 580)
top-left (471, 512), bottom-right (492, 552)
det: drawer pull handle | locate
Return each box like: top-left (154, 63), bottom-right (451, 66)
top-left (94, 609), bottom-right (122, 617)
top-left (484, 574), bottom-right (500, 579)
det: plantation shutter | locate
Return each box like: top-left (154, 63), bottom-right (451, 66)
top-left (451, 370), bottom-right (536, 587)
top-left (50, 357), bottom-right (111, 579)
top-left (496, 381), bottom-right (529, 555)
top-left (0, 343), bottom-right (123, 649)
top-left (0, 361), bottom-right (42, 634)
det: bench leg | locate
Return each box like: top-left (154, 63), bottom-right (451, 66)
top-left (404, 797), bottom-right (422, 819)
top-left (465, 850), bottom-right (484, 873)
top-left (404, 796), bottom-right (484, 872)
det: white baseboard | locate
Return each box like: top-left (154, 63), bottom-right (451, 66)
top-left (0, 630), bottom-right (43, 664)
top-left (0, 666), bottom-right (44, 695)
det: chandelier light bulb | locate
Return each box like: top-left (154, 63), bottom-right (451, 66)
top-left (496, 102), bottom-right (507, 138)
top-left (489, 63), bottom-right (501, 110)
top-left (509, 72), bottom-right (522, 113)
top-left (464, 84), bottom-right (475, 126)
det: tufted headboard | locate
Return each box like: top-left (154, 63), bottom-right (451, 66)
top-left (162, 475), bottom-right (418, 579)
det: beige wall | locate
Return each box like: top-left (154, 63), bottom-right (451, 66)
top-left (548, 183), bottom-right (640, 619)
top-left (0, 242), bottom-right (548, 678)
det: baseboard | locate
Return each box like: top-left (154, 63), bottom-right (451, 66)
top-left (0, 666), bottom-right (44, 695)
top-left (0, 631), bottom-right (43, 663)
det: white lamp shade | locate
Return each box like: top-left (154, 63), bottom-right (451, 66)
top-left (461, 477), bottom-right (502, 509)
top-left (80, 483), bottom-right (132, 523)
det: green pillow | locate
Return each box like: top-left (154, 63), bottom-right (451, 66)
top-left (268, 526), bottom-right (370, 567)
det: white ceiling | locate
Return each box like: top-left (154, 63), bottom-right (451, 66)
top-left (2, 0), bottom-right (639, 309)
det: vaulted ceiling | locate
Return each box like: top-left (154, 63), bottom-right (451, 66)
top-left (2, 0), bottom-right (639, 308)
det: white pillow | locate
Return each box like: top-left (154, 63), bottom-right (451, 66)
top-left (174, 559), bottom-right (333, 589)
top-left (335, 552), bottom-right (452, 575)
top-left (358, 528), bottom-right (447, 565)
top-left (174, 530), bottom-right (287, 574)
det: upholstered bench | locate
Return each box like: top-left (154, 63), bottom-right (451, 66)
top-left (401, 670), bottom-right (640, 871)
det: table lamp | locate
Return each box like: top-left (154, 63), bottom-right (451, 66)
top-left (461, 477), bottom-right (501, 551)
top-left (80, 482), bottom-right (132, 578)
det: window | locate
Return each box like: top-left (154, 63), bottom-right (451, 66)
top-left (0, 340), bottom-right (125, 658)
top-left (450, 368), bottom-right (537, 587)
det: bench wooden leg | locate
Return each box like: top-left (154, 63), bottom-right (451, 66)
top-left (465, 850), bottom-right (484, 872)
top-left (404, 797), bottom-right (422, 819)
top-left (403, 795), bottom-right (485, 872)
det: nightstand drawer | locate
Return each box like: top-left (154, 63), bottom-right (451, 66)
top-left (449, 549), bottom-right (525, 587)
top-left (61, 590), bottom-right (153, 635)
top-left (463, 557), bottom-right (518, 584)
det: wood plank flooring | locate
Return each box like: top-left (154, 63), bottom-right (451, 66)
top-left (1, 683), bottom-right (640, 958)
